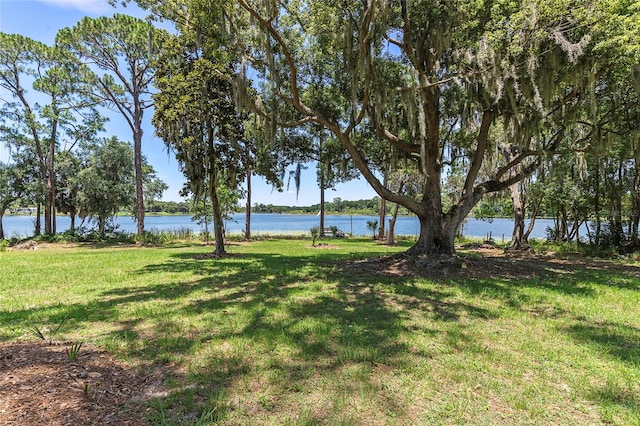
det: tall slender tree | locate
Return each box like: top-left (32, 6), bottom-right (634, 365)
top-left (153, 32), bottom-right (247, 256)
top-left (56, 15), bottom-right (165, 237)
top-left (0, 33), bottom-right (100, 235)
top-left (242, 116), bottom-right (289, 240)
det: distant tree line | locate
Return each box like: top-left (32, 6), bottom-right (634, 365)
top-left (146, 201), bottom-right (191, 214)
top-left (251, 197), bottom-right (411, 216)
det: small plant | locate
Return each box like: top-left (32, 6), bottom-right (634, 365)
top-left (29, 325), bottom-right (47, 341)
top-left (29, 313), bottom-right (71, 343)
top-left (137, 230), bottom-right (169, 246)
top-left (66, 342), bottom-right (83, 361)
top-left (68, 373), bottom-right (90, 399)
top-left (366, 219), bottom-right (378, 240)
top-left (173, 226), bottom-right (195, 240)
top-left (0, 239), bottom-right (9, 252)
top-left (310, 226), bottom-right (319, 246)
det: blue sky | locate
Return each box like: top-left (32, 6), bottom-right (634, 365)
top-left (0, 0), bottom-right (376, 205)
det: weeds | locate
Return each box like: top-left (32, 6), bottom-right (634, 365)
top-left (66, 342), bottom-right (83, 361)
top-left (28, 325), bottom-right (46, 341)
top-left (28, 313), bottom-right (70, 343)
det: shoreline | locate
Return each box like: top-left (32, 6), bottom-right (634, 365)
top-left (4, 210), bottom-right (543, 220)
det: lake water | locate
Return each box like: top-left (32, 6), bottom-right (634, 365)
top-left (2, 212), bottom-right (566, 240)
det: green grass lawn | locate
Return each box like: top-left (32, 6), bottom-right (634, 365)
top-left (1, 238), bottom-right (639, 425)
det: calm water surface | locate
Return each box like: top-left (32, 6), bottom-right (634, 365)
top-left (2, 212), bottom-right (567, 240)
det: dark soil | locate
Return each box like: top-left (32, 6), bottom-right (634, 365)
top-left (0, 341), bottom-right (161, 425)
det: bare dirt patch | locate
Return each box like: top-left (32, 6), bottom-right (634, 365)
top-left (341, 246), bottom-right (640, 281)
top-left (310, 243), bottom-right (341, 249)
top-left (0, 341), bottom-right (158, 425)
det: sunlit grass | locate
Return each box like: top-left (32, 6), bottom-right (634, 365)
top-left (1, 238), bottom-right (639, 425)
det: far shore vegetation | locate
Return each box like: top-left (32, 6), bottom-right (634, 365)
top-left (4, 193), bottom-right (519, 218)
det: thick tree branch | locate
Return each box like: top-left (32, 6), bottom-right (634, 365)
top-left (237, 0), bottom-right (307, 111)
top-left (462, 110), bottom-right (494, 197)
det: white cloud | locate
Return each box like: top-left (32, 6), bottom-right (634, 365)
top-left (36, 0), bottom-right (112, 15)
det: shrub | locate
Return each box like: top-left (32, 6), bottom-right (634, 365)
top-left (366, 220), bottom-right (378, 239)
top-left (310, 226), bottom-right (319, 246)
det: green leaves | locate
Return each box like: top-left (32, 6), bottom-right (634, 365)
top-left (56, 14), bottom-right (163, 104)
top-left (76, 137), bottom-right (135, 232)
top-left (0, 150), bottom-right (34, 238)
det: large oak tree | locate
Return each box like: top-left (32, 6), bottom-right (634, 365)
top-left (229, 0), bottom-right (602, 255)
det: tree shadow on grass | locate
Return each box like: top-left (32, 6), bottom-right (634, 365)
top-left (590, 382), bottom-right (640, 421)
top-left (98, 249), bottom-right (500, 422)
top-left (563, 320), bottom-right (640, 365)
top-left (333, 250), bottom-right (604, 315)
top-left (450, 255), bottom-right (640, 369)
top-left (5, 246), bottom-right (637, 423)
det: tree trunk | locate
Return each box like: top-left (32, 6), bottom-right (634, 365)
top-left (386, 202), bottom-right (400, 245)
top-left (44, 202), bottom-right (52, 235)
top-left (48, 115), bottom-right (58, 235)
top-left (0, 212), bottom-right (5, 240)
top-left (633, 186), bottom-right (640, 240)
top-left (132, 99), bottom-right (145, 238)
top-left (632, 137), bottom-right (640, 239)
top-left (44, 145), bottom-right (54, 235)
top-left (561, 213), bottom-right (567, 241)
top-left (613, 161), bottom-right (624, 246)
top-left (34, 203), bottom-right (41, 236)
top-left (210, 176), bottom-right (226, 256)
top-left (510, 181), bottom-right (526, 248)
top-left (407, 208), bottom-right (457, 256)
top-left (47, 155), bottom-right (56, 236)
top-left (408, 218), bottom-right (457, 255)
top-left (503, 144), bottom-right (528, 249)
top-left (523, 199), bottom-right (541, 242)
top-left (319, 169), bottom-right (325, 238)
top-left (98, 216), bottom-right (106, 236)
top-left (378, 201), bottom-right (386, 240)
top-left (568, 218), bottom-right (580, 242)
top-left (594, 160), bottom-right (601, 245)
top-left (134, 127), bottom-right (145, 237)
top-left (378, 176), bottom-right (387, 240)
top-left (244, 171), bottom-right (252, 240)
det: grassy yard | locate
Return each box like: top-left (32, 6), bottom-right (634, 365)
top-left (1, 238), bottom-right (639, 425)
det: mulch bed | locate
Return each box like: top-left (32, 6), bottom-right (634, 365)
top-left (0, 341), bottom-right (159, 425)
